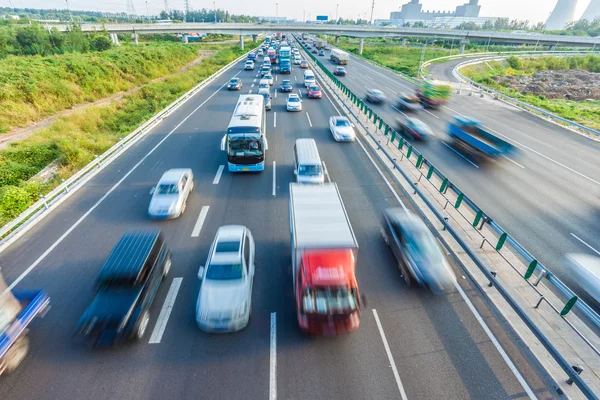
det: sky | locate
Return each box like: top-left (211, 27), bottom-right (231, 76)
top-left (1, 0), bottom-right (594, 24)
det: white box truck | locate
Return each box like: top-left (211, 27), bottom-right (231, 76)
top-left (330, 49), bottom-right (349, 65)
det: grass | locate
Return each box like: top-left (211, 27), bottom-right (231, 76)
top-left (0, 42), bottom-right (200, 134)
top-left (460, 55), bottom-right (600, 131)
top-left (0, 42), bottom-right (258, 226)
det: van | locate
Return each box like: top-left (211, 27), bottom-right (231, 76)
top-left (293, 138), bottom-right (324, 184)
top-left (304, 69), bottom-right (316, 87)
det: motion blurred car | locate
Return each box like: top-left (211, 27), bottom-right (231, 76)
top-left (565, 254), bottom-right (600, 304)
top-left (148, 169), bottom-right (194, 219)
top-left (257, 49), bottom-right (264, 56)
top-left (307, 85), bottom-right (322, 99)
top-left (306, 44), bottom-right (312, 49)
top-left (280, 79), bottom-right (293, 92)
top-left (300, 60), bottom-right (309, 69)
top-left (258, 80), bottom-right (269, 90)
top-left (260, 65), bottom-right (271, 77)
top-left (396, 94), bottom-right (421, 112)
top-left (258, 88), bottom-right (272, 111)
top-left (382, 208), bottom-right (456, 295)
top-left (311, 48), bottom-right (318, 54)
top-left (286, 93), bottom-right (303, 112)
top-left (333, 66), bottom-right (347, 76)
top-left (228, 77), bottom-right (243, 91)
top-left (366, 89), bottom-right (386, 104)
top-left (318, 50), bottom-right (325, 56)
top-left (196, 225), bottom-right (255, 333)
top-left (329, 116), bottom-right (356, 142)
top-left (397, 117), bottom-right (433, 140)
top-left (263, 74), bottom-right (274, 85)
top-left (244, 60), bottom-right (254, 70)
top-left (247, 53), bottom-right (256, 61)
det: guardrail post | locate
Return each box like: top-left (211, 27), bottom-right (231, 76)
top-left (62, 179), bottom-right (69, 193)
top-left (488, 271), bottom-right (497, 287)
top-left (39, 195), bottom-right (48, 210)
top-left (566, 366), bottom-right (584, 385)
top-left (534, 269), bottom-right (547, 286)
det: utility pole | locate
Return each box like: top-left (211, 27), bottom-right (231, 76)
top-left (145, 0), bottom-right (149, 19)
top-left (213, 2), bottom-right (217, 23)
top-left (336, 4), bottom-right (339, 23)
top-left (303, 9), bottom-right (305, 23)
top-left (276, 3), bottom-right (279, 23)
top-left (65, 0), bottom-right (74, 22)
top-left (369, 0), bottom-right (375, 25)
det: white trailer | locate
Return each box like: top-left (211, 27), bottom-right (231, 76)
top-left (330, 49), bottom-right (349, 65)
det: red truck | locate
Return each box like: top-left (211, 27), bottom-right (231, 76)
top-left (289, 183), bottom-right (363, 335)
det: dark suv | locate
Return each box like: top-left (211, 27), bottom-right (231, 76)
top-left (76, 229), bottom-right (171, 347)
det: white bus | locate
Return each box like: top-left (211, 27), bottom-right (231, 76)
top-left (221, 95), bottom-right (268, 172)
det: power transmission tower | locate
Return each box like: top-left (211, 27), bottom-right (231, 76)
top-left (184, 0), bottom-right (190, 22)
top-left (164, 0), bottom-right (170, 14)
top-left (125, 0), bottom-right (136, 19)
top-left (369, 0), bottom-right (375, 24)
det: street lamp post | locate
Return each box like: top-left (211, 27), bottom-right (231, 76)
top-left (276, 3), bottom-right (278, 24)
top-left (335, 4), bottom-right (339, 24)
top-left (420, 39), bottom-right (434, 78)
top-left (213, 2), bottom-right (217, 23)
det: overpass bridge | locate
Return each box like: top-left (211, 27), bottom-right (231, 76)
top-left (53, 22), bottom-right (600, 53)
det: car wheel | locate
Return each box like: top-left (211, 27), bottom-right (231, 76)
top-left (135, 311), bottom-right (150, 341)
top-left (3, 336), bottom-right (29, 375)
top-left (163, 256), bottom-right (172, 278)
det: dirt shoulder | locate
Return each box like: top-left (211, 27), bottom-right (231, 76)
top-left (0, 49), bottom-right (215, 151)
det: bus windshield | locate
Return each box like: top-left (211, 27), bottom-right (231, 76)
top-left (229, 135), bottom-right (263, 157)
top-left (302, 287), bottom-right (358, 315)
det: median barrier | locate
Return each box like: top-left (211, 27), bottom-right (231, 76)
top-left (296, 35), bottom-right (600, 398)
top-left (0, 47), bottom-right (257, 254)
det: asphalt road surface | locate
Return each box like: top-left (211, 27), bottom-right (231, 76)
top-left (313, 44), bottom-right (600, 307)
top-left (0, 48), bottom-right (556, 400)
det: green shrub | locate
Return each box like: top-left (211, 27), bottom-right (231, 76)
top-left (506, 56), bottom-right (521, 69)
top-left (90, 35), bottom-right (112, 52)
top-left (0, 185), bottom-right (30, 219)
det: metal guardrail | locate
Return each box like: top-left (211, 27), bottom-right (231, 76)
top-left (0, 48), bottom-right (254, 252)
top-left (295, 35), bottom-right (599, 397)
top-left (451, 55), bottom-right (600, 139)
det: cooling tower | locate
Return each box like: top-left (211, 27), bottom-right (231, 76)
top-left (581, 0), bottom-right (600, 21)
top-left (546, 0), bottom-right (578, 30)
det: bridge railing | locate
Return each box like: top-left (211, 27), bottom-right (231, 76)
top-left (295, 34), bottom-right (599, 398)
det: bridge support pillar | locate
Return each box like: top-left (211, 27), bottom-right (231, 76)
top-left (358, 38), bottom-right (364, 55)
top-left (402, 37), bottom-right (407, 46)
top-left (182, 33), bottom-right (189, 44)
top-left (132, 33), bottom-right (139, 45)
top-left (335, 36), bottom-right (339, 44)
top-left (252, 34), bottom-right (258, 43)
top-left (550, 45), bottom-right (556, 51)
top-left (109, 33), bottom-right (120, 46)
top-left (239, 35), bottom-right (244, 50)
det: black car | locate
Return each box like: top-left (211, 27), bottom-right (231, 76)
top-left (280, 79), bottom-right (293, 92)
top-left (311, 49), bottom-right (318, 54)
top-left (397, 117), bottom-right (433, 140)
top-left (76, 230), bottom-right (171, 347)
top-left (381, 209), bottom-right (456, 294)
top-left (366, 89), bottom-right (386, 104)
top-left (333, 66), bottom-right (347, 76)
top-left (228, 78), bottom-right (242, 90)
top-left (396, 94), bottom-right (421, 112)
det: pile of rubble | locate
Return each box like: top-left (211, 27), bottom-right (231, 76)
top-left (492, 69), bottom-right (600, 101)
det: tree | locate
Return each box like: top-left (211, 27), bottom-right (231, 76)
top-left (413, 21), bottom-right (424, 28)
top-left (532, 22), bottom-right (546, 31)
top-left (455, 22), bottom-right (480, 30)
top-left (482, 20), bottom-right (495, 30)
top-left (494, 18), bottom-right (510, 30)
top-left (159, 10), bottom-right (169, 20)
top-left (90, 35), bottom-right (112, 51)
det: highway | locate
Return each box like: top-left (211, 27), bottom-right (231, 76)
top-left (313, 43), bottom-right (600, 307)
top-left (0, 46), bottom-right (556, 399)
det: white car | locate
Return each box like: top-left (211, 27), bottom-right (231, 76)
top-left (263, 74), bottom-right (274, 85)
top-left (329, 116), bottom-right (356, 142)
top-left (286, 94), bottom-right (303, 112)
top-left (196, 226), bottom-right (255, 333)
top-left (244, 60), bottom-right (254, 70)
top-left (293, 56), bottom-right (301, 65)
top-left (148, 169), bottom-right (194, 219)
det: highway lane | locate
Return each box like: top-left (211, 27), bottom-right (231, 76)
top-left (0, 52), bottom-right (554, 399)
top-left (313, 43), bottom-right (600, 305)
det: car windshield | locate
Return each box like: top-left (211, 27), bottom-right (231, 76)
top-left (298, 164), bottom-right (322, 176)
top-left (337, 68), bottom-right (345, 72)
top-left (206, 263), bottom-right (243, 280)
top-left (411, 120), bottom-right (430, 132)
top-left (403, 225), bottom-right (443, 264)
top-left (309, 86), bottom-right (320, 92)
top-left (156, 183), bottom-right (179, 195)
top-left (282, 80), bottom-right (291, 85)
top-left (265, 75), bottom-right (272, 79)
top-left (335, 119), bottom-right (351, 127)
top-left (302, 286), bottom-right (358, 314)
top-left (288, 97), bottom-right (300, 103)
top-left (230, 79), bottom-right (239, 84)
top-left (229, 137), bottom-right (263, 157)
top-left (403, 96), bottom-right (418, 104)
top-left (259, 83), bottom-right (268, 88)
top-left (216, 241), bottom-right (240, 253)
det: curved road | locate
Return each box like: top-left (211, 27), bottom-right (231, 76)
top-left (0, 46), bottom-right (556, 399)
top-left (314, 43), bottom-right (600, 307)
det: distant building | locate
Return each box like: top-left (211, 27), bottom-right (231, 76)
top-left (387, 0), bottom-right (495, 28)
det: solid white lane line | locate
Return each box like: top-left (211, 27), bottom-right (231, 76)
top-left (571, 233), bottom-right (600, 256)
top-left (372, 309), bottom-right (409, 400)
top-left (443, 105), bottom-right (600, 186)
top-left (274, 112), bottom-right (277, 128)
top-left (322, 161), bottom-right (331, 182)
top-left (502, 155), bottom-right (525, 169)
top-left (306, 113), bottom-right (313, 127)
top-left (149, 277), bottom-right (183, 344)
top-left (272, 161), bottom-right (276, 196)
top-left (421, 108), bottom-right (440, 119)
top-left (6, 73), bottom-right (233, 290)
top-left (213, 165), bottom-right (225, 184)
top-left (270, 312), bottom-right (277, 400)
top-left (441, 142), bottom-right (480, 169)
top-left (452, 282), bottom-right (537, 399)
top-left (191, 206), bottom-right (210, 238)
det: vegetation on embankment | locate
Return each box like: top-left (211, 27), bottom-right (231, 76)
top-left (0, 42), bottom-right (257, 225)
top-left (0, 42), bottom-right (202, 134)
top-left (460, 55), bottom-right (600, 131)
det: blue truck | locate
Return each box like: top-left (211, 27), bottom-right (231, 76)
top-left (447, 116), bottom-right (516, 159)
top-left (278, 46), bottom-right (292, 74)
top-left (0, 272), bottom-right (50, 375)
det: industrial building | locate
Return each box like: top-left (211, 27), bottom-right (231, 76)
top-left (581, 0), bottom-right (600, 22)
top-left (545, 0), bottom-right (578, 30)
top-left (384, 0), bottom-right (497, 28)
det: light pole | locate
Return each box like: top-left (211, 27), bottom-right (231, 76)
top-left (419, 39), bottom-right (434, 78)
top-left (485, 34), bottom-right (492, 52)
top-left (335, 4), bottom-right (339, 24)
top-left (303, 9), bottom-right (306, 23)
top-left (213, 2), bottom-right (217, 23)
top-left (145, 0), bottom-right (149, 19)
top-left (276, 3), bottom-right (278, 23)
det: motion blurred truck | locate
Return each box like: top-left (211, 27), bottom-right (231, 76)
top-left (330, 49), bottom-right (349, 65)
top-left (416, 80), bottom-right (451, 109)
top-left (289, 183), bottom-right (363, 336)
top-left (448, 116), bottom-right (516, 159)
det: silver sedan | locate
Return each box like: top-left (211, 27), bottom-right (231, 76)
top-left (148, 169), bottom-right (194, 219)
